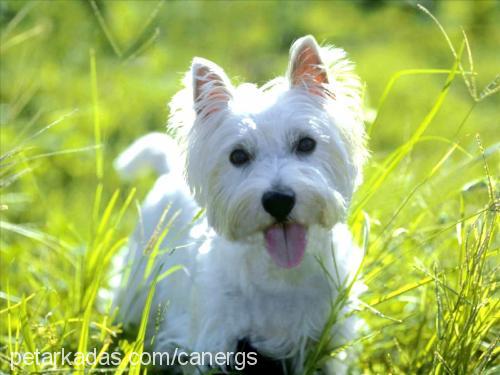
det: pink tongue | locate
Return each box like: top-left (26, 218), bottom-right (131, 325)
top-left (264, 223), bottom-right (307, 269)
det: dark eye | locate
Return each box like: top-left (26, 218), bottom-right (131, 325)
top-left (229, 149), bottom-right (251, 166)
top-left (296, 137), bottom-right (316, 154)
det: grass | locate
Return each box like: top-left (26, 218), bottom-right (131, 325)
top-left (1, 1), bottom-right (499, 374)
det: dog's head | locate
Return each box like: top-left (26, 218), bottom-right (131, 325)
top-left (169, 35), bottom-right (367, 268)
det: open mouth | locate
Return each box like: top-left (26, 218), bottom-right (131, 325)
top-left (264, 223), bottom-right (307, 269)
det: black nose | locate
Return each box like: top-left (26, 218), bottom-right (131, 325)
top-left (262, 189), bottom-right (296, 222)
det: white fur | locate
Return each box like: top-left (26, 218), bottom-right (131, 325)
top-left (114, 35), bottom-right (367, 374)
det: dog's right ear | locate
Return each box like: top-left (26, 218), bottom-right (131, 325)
top-left (191, 57), bottom-right (232, 117)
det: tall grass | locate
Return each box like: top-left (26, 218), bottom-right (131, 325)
top-left (304, 9), bottom-right (499, 373)
top-left (0, 2), bottom-right (498, 374)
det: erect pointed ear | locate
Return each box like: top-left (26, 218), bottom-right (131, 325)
top-left (191, 57), bottom-right (232, 117)
top-left (287, 35), bottom-right (330, 96)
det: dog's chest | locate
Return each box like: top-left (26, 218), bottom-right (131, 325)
top-left (194, 237), bottom-right (335, 355)
top-left (242, 278), bottom-right (332, 343)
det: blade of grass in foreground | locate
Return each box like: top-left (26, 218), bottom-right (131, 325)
top-left (304, 215), bottom-right (369, 374)
top-left (116, 271), bottom-right (160, 375)
top-left (75, 185), bottom-right (136, 371)
top-left (367, 68), bottom-right (467, 136)
top-left (75, 258), bottom-right (106, 373)
top-left (90, 49), bottom-right (104, 238)
top-left (371, 141), bottom-right (461, 248)
top-left (20, 298), bottom-right (39, 373)
top-left (430, 210), bottom-right (497, 374)
top-left (350, 44), bottom-right (463, 223)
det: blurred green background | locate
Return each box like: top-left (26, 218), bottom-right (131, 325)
top-left (1, 0), bottom-right (498, 373)
top-left (1, 0), bottom-right (498, 235)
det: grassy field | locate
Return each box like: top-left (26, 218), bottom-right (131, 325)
top-left (1, 1), bottom-right (498, 373)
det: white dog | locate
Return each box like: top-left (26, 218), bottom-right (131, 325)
top-left (114, 35), bottom-right (367, 374)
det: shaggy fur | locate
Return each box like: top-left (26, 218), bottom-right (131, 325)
top-left (114, 35), bottom-right (367, 374)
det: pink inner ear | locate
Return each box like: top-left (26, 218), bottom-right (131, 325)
top-left (292, 45), bottom-right (329, 86)
top-left (194, 67), bottom-right (231, 117)
top-left (292, 45), bottom-right (334, 99)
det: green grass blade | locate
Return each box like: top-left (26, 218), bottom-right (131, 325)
top-left (351, 47), bottom-right (463, 222)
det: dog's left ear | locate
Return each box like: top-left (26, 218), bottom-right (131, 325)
top-left (287, 35), bottom-right (330, 97)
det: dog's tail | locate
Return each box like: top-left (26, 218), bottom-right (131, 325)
top-left (114, 132), bottom-right (181, 179)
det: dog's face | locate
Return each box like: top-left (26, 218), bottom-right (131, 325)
top-left (170, 36), bottom-right (366, 268)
